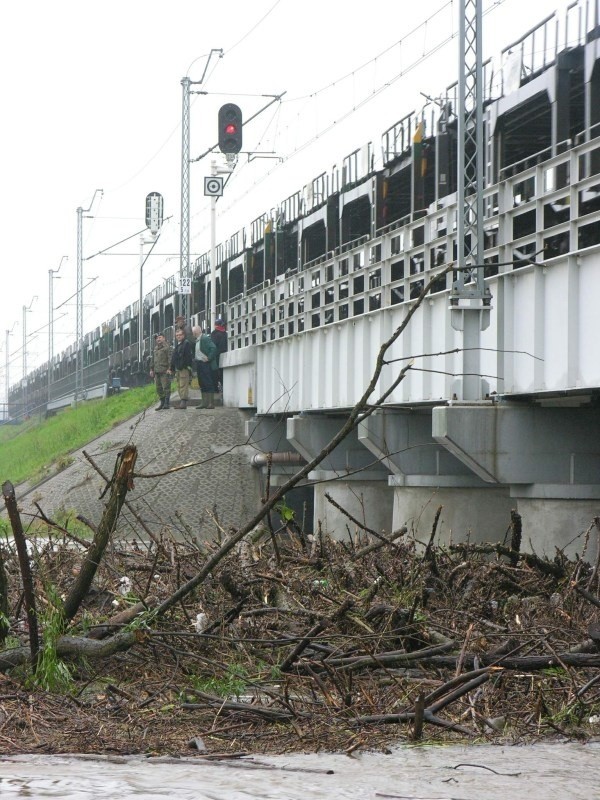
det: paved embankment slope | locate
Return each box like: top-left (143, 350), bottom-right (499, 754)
top-left (10, 393), bottom-right (262, 540)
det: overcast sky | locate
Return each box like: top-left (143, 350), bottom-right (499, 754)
top-left (0, 0), bottom-right (554, 398)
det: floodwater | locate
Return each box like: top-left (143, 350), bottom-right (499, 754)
top-left (0, 742), bottom-right (598, 799)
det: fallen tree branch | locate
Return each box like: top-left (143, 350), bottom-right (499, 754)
top-left (0, 527), bottom-right (9, 645)
top-left (280, 599), bottom-right (354, 672)
top-left (82, 448), bottom-right (160, 546)
top-left (181, 691), bottom-right (297, 722)
top-left (449, 542), bottom-right (566, 579)
top-left (352, 526), bottom-right (408, 560)
top-left (350, 667), bottom-right (490, 734)
top-left (426, 652), bottom-right (600, 669)
top-left (350, 707), bottom-right (474, 735)
top-left (574, 584), bottom-right (600, 610)
top-left (427, 671), bottom-right (491, 714)
top-left (423, 666), bottom-right (493, 707)
top-left (86, 598), bottom-right (156, 640)
top-left (279, 619), bottom-right (329, 673)
top-left (2, 481), bottom-right (39, 666)
top-left (62, 445), bottom-right (137, 625)
top-left (33, 502), bottom-right (92, 548)
top-left (316, 641), bottom-right (457, 672)
top-left (0, 629), bottom-right (142, 671)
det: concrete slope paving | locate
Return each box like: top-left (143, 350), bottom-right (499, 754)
top-left (11, 398), bottom-right (263, 541)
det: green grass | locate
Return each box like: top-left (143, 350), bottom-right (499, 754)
top-left (29, 584), bottom-right (75, 693)
top-left (185, 664), bottom-right (250, 699)
top-left (0, 416), bottom-right (40, 445)
top-left (0, 384), bottom-right (156, 487)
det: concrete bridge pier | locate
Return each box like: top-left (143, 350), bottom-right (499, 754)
top-left (433, 403), bottom-right (600, 560)
top-left (358, 409), bottom-right (513, 545)
top-left (245, 414), bottom-right (314, 526)
top-left (286, 413), bottom-right (393, 539)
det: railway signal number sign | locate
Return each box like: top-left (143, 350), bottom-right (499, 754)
top-left (179, 276), bottom-right (192, 294)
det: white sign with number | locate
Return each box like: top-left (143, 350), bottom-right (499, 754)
top-left (178, 276), bottom-right (192, 294)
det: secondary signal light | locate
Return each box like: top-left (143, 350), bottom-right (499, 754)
top-left (218, 103), bottom-right (243, 154)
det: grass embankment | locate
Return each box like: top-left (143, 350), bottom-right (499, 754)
top-left (0, 385), bottom-right (156, 487)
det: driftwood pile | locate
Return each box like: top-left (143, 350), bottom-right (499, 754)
top-left (1, 454), bottom-right (600, 756)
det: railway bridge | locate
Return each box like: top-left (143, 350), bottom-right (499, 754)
top-left (220, 2), bottom-right (600, 558)
top-left (222, 205), bottom-right (600, 557)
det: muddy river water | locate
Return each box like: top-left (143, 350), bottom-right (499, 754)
top-left (0, 742), bottom-right (598, 799)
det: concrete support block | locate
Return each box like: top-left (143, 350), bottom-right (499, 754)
top-left (314, 479), bottom-right (394, 541)
top-left (359, 408), bottom-right (489, 485)
top-left (287, 413), bottom-right (386, 477)
top-left (245, 414), bottom-right (293, 454)
top-left (433, 404), bottom-right (600, 484)
top-left (391, 483), bottom-right (513, 547)
top-left (514, 496), bottom-right (599, 562)
top-left (433, 403), bottom-right (600, 559)
top-left (286, 413), bottom-right (392, 537)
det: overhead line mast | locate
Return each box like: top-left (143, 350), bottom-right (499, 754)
top-left (179, 75), bottom-right (191, 322)
top-left (179, 49), bottom-right (223, 321)
top-left (451, 0), bottom-right (492, 401)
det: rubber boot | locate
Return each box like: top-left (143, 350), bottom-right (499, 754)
top-left (164, 393), bottom-right (171, 409)
top-left (206, 392), bottom-right (215, 409)
top-left (196, 392), bottom-right (206, 409)
top-left (175, 398), bottom-right (188, 410)
top-left (155, 397), bottom-right (165, 411)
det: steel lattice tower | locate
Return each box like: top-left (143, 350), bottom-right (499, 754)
top-left (179, 77), bottom-right (191, 321)
top-left (455, 0), bottom-right (487, 296)
top-left (450, 0), bottom-right (491, 400)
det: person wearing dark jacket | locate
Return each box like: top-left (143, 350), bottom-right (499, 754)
top-left (168, 327), bottom-right (194, 409)
top-left (211, 317), bottom-right (228, 392)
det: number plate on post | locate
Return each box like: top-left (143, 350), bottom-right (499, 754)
top-left (178, 276), bottom-right (192, 294)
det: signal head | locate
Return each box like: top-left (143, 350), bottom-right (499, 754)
top-left (218, 103), bottom-right (243, 154)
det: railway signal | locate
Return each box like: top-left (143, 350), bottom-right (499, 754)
top-left (141, 192), bottom-right (164, 367)
top-left (218, 103), bottom-right (243, 154)
top-left (145, 192), bottom-right (164, 235)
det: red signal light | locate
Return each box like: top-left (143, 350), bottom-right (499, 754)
top-left (218, 103), bottom-right (243, 154)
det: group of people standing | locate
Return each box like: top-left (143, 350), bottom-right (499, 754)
top-left (149, 316), bottom-right (227, 411)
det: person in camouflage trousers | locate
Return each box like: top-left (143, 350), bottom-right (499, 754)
top-left (149, 333), bottom-right (172, 410)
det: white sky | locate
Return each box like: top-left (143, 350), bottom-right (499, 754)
top-left (0, 0), bottom-right (555, 397)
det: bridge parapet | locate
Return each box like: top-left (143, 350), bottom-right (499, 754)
top-left (225, 132), bottom-right (600, 415)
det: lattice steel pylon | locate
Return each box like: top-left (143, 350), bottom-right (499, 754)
top-left (450, 0), bottom-right (492, 400)
top-left (179, 76), bottom-right (191, 321)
